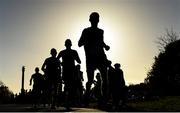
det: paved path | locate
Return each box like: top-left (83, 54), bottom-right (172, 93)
top-left (0, 104), bottom-right (106, 112)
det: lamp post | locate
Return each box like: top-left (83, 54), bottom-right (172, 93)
top-left (21, 66), bottom-right (25, 95)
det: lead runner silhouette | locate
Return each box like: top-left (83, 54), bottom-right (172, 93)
top-left (78, 12), bottom-right (110, 106)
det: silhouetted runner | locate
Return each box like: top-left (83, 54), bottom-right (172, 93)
top-left (57, 39), bottom-right (81, 110)
top-left (74, 64), bottom-right (84, 106)
top-left (30, 67), bottom-right (44, 108)
top-left (78, 12), bottom-right (110, 106)
top-left (111, 63), bottom-right (126, 110)
top-left (92, 73), bottom-right (102, 106)
top-left (41, 48), bottom-right (61, 109)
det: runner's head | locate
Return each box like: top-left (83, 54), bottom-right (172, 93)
top-left (89, 12), bottom-right (99, 27)
top-left (65, 39), bottom-right (72, 49)
top-left (50, 48), bottom-right (57, 57)
top-left (35, 67), bottom-right (39, 73)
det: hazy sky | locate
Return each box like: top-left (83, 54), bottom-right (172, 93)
top-left (0, 0), bottom-right (180, 94)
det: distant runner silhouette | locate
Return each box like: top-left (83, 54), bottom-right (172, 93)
top-left (57, 39), bottom-right (81, 110)
top-left (113, 63), bottom-right (126, 108)
top-left (30, 67), bottom-right (44, 108)
top-left (92, 73), bottom-right (103, 106)
top-left (108, 63), bottom-right (126, 110)
top-left (78, 12), bottom-right (110, 106)
top-left (74, 64), bottom-right (84, 106)
top-left (41, 48), bottom-right (61, 109)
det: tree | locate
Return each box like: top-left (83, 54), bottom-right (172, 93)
top-left (0, 80), bottom-right (14, 104)
top-left (0, 80), bottom-right (5, 86)
top-left (156, 28), bottom-right (179, 52)
top-left (145, 29), bottom-right (180, 96)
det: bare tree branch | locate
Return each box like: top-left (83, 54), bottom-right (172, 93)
top-left (156, 28), bottom-right (179, 52)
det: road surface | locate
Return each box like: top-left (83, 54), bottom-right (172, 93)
top-left (0, 104), bottom-right (106, 112)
